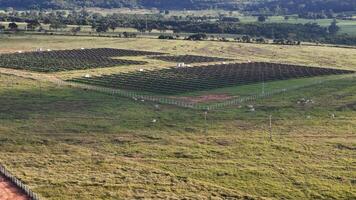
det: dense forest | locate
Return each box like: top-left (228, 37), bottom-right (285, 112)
top-left (0, 0), bottom-right (355, 14)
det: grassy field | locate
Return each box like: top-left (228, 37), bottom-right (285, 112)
top-left (234, 16), bottom-right (356, 36)
top-left (0, 35), bottom-right (355, 199)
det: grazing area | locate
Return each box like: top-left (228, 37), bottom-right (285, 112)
top-left (0, 34), bottom-right (355, 199)
top-left (150, 55), bottom-right (233, 63)
top-left (0, 73), bottom-right (355, 199)
top-left (69, 62), bottom-right (354, 95)
top-left (0, 48), bottom-right (165, 72)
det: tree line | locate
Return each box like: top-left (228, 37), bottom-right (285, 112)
top-left (1, 0), bottom-right (355, 14)
top-left (0, 9), bottom-right (355, 46)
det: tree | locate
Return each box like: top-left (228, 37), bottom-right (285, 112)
top-left (0, 24), bottom-right (5, 32)
top-left (257, 15), bottom-right (267, 22)
top-left (241, 35), bottom-right (251, 43)
top-left (26, 20), bottom-right (41, 31)
top-left (328, 19), bottom-right (340, 35)
top-left (95, 21), bottom-right (109, 33)
top-left (109, 21), bottom-right (118, 32)
top-left (8, 22), bottom-right (18, 31)
top-left (186, 33), bottom-right (207, 41)
top-left (70, 26), bottom-right (81, 35)
top-left (49, 20), bottom-right (67, 30)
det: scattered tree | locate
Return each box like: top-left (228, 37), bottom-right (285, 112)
top-left (258, 15), bottom-right (267, 22)
top-left (0, 24), bottom-right (5, 32)
top-left (71, 26), bottom-right (81, 35)
top-left (8, 22), bottom-right (18, 31)
top-left (26, 20), bottom-right (41, 31)
top-left (186, 33), bottom-right (207, 41)
top-left (49, 20), bottom-right (67, 30)
top-left (328, 19), bottom-right (340, 35)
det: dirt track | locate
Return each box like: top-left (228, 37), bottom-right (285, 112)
top-left (0, 175), bottom-right (29, 200)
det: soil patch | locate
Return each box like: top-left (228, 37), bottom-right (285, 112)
top-left (0, 175), bottom-right (30, 200)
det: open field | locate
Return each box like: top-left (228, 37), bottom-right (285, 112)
top-left (0, 71), bottom-right (355, 199)
top-left (0, 35), bottom-right (356, 199)
top-left (235, 16), bottom-right (356, 36)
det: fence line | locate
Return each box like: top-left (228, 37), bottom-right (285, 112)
top-left (0, 165), bottom-right (40, 200)
top-left (50, 73), bottom-right (356, 111)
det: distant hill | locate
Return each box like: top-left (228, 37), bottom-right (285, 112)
top-left (0, 0), bottom-right (236, 10)
top-left (0, 0), bottom-right (355, 13)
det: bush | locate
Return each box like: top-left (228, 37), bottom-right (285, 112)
top-left (158, 35), bottom-right (174, 40)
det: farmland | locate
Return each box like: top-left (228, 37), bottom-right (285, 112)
top-left (0, 34), bottom-right (356, 199)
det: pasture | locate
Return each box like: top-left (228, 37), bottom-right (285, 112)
top-left (0, 34), bottom-right (355, 199)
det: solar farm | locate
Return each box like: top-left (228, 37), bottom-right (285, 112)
top-left (0, 47), bottom-right (354, 107)
top-left (1, 35), bottom-right (356, 200)
top-left (69, 62), bottom-right (353, 95)
top-left (0, 48), bottom-right (163, 72)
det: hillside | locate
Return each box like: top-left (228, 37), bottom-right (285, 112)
top-left (1, 0), bottom-right (228, 9)
top-left (0, 0), bottom-right (355, 13)
top-left (0, 35), bottom-right (355, 199)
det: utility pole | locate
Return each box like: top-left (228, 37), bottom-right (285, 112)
top-left (262, 65), bottom-right (265, 95)
top-left (204, 110), bottom-right (208, 133)
top-left (269, 115), bottom-right (273, 141)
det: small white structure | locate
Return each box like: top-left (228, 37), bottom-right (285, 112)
top-left (139, 69), bottom-right (144, 72)
top-left (176, 63), bottom-right (186, 68)
top-left (247, 105), bottom-right (255, 112)
top-left (84, 74), bottom-right (91, 78)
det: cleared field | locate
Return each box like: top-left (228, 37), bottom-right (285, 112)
top-left (69, 62), bottom-right (354, 95)
top-left (266, 16), bottom-right (356, 36)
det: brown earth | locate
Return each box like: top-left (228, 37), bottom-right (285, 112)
top-left (0, 175), bottom-right (30, 200)
top-left (174, 94), bottom-right (234, 103)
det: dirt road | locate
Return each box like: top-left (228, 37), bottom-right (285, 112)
top-left (0, 175), bottom-right (29, 200)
